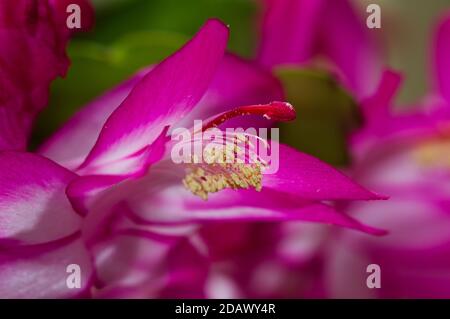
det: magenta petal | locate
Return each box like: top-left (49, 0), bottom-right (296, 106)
top-left (66, 174), bottom-right (127, 217)
top-left (257, 0), bottom-right (381, 98)
top-left (0, 107), bottom-right (30, 151)
top-left (319, 0), bottom-right (382, 98)
top-left (39, 73), bottom-right (147, 170)
top-left (0, 0), bottom-right (86, 151)
top-left (0, 234), bottom-right (93, 298)
top-left (112, 174), bottom-right (384, 234)
top-left (182, 188), bottom-right (385, 235)
top-left (93, 233), bottom-right (176, 292)
top-left (433, 12), bottom-right (450, 102)
top-left (176, 53), bottom-right (284, 129)
top-left (258, 0), bottom-right (325, 66)
top-left (210, 53), bottom-right (284, 111)
top-left (93, 233), bottom-right (208, 298)
top-left (327, 199), bottom-right (450, 298)
top-left (0, 152), bottom-right (82, 245)
top-left (0, 28), bottom-right (59, 150)
top-left (264, 143), bottom-right (386, 201)
top-left (66, 127), bottom-right (170, 216)
top-left (351, 70), bottom-right (448, 152)
top-left (185, 199), bottom-right (384, 235)
top-left (77, 19), bottom-right (229, 175)
top-left (361, 69), bottom-right (403, 122)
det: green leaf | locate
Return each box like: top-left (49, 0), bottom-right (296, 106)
top-left (88, 0), bottom-right (257, 57)
top-left (275, 67), bottom-right (362, 166)
top-left (112, 31), bottom-right (188, 70)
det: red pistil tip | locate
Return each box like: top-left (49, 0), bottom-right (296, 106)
top-left (202, 101), bottom-right (296, 131)
top-left (258, 101), bottom-right (296, 121)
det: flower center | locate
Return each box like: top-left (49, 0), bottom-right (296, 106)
top-left (183, 134), bottom-right (266, 200)
top-left (181, 101), bottom-right (294, 200)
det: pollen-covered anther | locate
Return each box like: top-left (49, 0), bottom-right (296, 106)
top-left (182, 143), bottom-right (264, 200)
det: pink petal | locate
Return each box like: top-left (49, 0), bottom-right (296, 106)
top-left (176, 53), bottom-right (284, 129)
top-left (92, 167), bottom-right (384, 235)
top-left (66, 127), bottom-right (170, 216)
top-left (263, 143), bottom-right (386, 201)
top-left (76, 19), bottom-right (229, 175)
top-left (258, 0), bottom-right (325, 66)
top-left (0, 152), bottom-right (81, 245)
top-left (92, 233), bottom-right (208, 298)
top-left (327, 199), bottom-right (450, 298)
top-left (0, 28), bottom-right (65, 150)
top-left (39, 73), bottom-right (147, 170)
top-left (201, 222), bottom-right (328, 298)
top-left (361, 69), bottom-right (403, 122)
top-left (319, 0), bottom-right (382, 98)
top-left (351, 70), bottom-right (447, 154)
top-left (257, 0), bottom-right (382, 98)
top-left (0, 0), bottom-right (90, 151)
top-left (0, 233), bottom-right (93, 298)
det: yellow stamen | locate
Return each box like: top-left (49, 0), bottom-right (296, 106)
top-left (182, 137), bottom-right (265, 200)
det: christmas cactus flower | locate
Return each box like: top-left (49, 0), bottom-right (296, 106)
top-left (0, 18), bottom-right (384, 298)
top-left (324, 12), bottom-right (450, 298)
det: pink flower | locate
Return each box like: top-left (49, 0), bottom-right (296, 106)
top-left (0, 19), bottom-right (383, 298)
top-left (324, 12), bottom-right (450, 298)
top-left (0, 0), bottom-right (93, 151)
top-left (257, 0), bottom-right (382, 99)
top-left (245, 0), bottom-right (450, 298)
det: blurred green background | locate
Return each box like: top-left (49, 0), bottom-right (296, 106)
top-left (33, 0), bottom-right (450, 166)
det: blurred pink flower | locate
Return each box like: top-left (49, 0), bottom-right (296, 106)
top-left (324, 12), bottom-right (450, 298)
top-left (0, 19), bottom-right (384, 298)
top-left (0, 0), bottom-right (93, 151)
top-left (245, 0), bottom-right (450, 299)
top-left (257, 0), bottom-right (382, 99)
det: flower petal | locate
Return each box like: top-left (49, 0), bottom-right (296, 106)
top-left (263, 143), bottom-right (386, 201)
top-left (0, 152), bottom-right (80, 245)
top-left (361, 69), bottom-right (403, 122)
top-left (0, 0), bottom-right (91, 151)
top-left (319, 0), bottom-right (382, 98)
top-left (177, 53), bottom-right (284, 129)
top-left (77, 19), bottom-right (229, 175)
top-left (0, 233), bottom-right (93, 298)
top-left (92, 232), bottom-right (208, 298)
top-left (258, 0), bottom-right (381, 98)
top-left (39, 73), bottom-right (146, 170)
top-left (258, 0), bottom-right (325, 66)
top-left (66, 127), bottom-right (170, 216)
top-left (326, 199), bottom-right (450, 298)
top-left (82, 164), bottom-right (385, 235)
